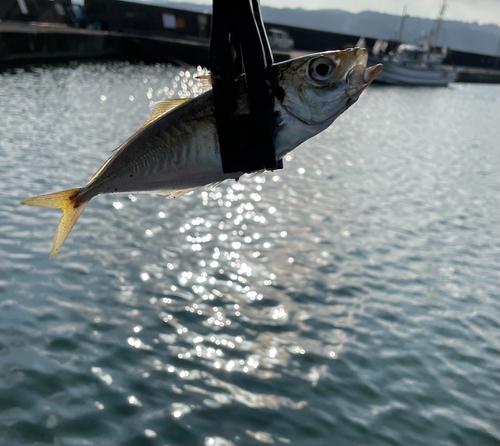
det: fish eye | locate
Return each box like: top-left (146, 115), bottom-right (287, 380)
top-left (308, 57), bottom-right (335, 82)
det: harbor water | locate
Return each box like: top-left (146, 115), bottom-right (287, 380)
top-left (0, 62), bottom-right (499, 445)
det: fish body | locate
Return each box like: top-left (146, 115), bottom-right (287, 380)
top-left (79, 94), bottom-right (227, 200)
top-left (22, 48), bottom-right (382, 257)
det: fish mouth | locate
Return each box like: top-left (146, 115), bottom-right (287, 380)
top-left (363, 64), bottom-right (384, 84)
top-left (347, 63), bottom-right (383, 89)
top-left (343, 62), bottom-right (382, 109)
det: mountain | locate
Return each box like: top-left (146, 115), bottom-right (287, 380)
top-left (125, 0), bottom-right (500, 56)
top-left (259, 8), bottom-right (500, 56)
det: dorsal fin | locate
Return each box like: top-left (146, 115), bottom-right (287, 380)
top-left (110, 99), bottom-right (190, 154)
top-left (147, 98), bottom-right (190, 123)
top-left (195, 74), bottom-right (212, 93)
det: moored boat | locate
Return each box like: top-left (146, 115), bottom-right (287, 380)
top-left (371, 0), bottom-right (457, 86)
top-left (374, 43), bottom-right (458, 85)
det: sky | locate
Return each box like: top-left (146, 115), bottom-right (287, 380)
top-left (165, 0), bottom-right (500, 26)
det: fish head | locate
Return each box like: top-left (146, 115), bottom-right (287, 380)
top-left (273, 47), bottom-right (382, 127)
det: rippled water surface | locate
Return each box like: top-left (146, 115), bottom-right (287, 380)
top-left (1, 62), bottom-right (499, 446)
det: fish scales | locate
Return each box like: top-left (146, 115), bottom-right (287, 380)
top-left (81, 94), bottom-right (221, 198)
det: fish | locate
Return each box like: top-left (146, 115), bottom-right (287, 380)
top-left (21, 48), bottom-right (382, 258)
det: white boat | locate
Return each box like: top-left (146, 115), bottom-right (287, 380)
top-left (370, 1), bottom-right (458, 86)
top-left (374, 43), bottom-right (458, 86)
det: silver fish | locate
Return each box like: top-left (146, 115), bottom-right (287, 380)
top-left (22, 48), bottom-right (382, 257)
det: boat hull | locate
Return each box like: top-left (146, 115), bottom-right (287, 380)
top-left (375, 61), bottom-right (458, 86)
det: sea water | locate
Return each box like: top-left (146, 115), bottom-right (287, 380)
top-left (0, 62), bottom-right (499, 445)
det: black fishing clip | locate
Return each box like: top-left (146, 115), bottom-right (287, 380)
top-left (210, 0), bottom-right (283, 174)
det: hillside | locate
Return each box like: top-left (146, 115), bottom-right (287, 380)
top-left (125, 0), bottom-right (500, 55)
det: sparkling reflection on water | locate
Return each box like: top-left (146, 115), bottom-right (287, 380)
top-left (0, 62), bottom-right (499, 446)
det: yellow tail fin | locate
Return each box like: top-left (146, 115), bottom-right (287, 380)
top-left (21, 188), bottom-right (88, 258)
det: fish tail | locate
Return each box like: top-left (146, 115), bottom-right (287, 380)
top-left (21, 188), bottom-right (89, 258)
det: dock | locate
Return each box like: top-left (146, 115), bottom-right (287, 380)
top-left (455, 66), bottom-right (500, 83)
top-left (1, 17), bottom-right (499, 84)
top-left (0, 20), bottom-right (293, 68)
top-left (0, 21), bottom-right (123, 63)
top-left (0, 21), bottom-right (212, 67)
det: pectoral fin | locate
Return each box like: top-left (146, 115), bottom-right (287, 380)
top-left (195, 74), bottom-right (212, 93)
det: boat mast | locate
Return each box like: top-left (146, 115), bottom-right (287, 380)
top-left (432, 0), bottom-right (447, 47)
top-left (397, 5), bottom-right (408, 42)
top-left (495, 35), bottom-right (500, 69)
